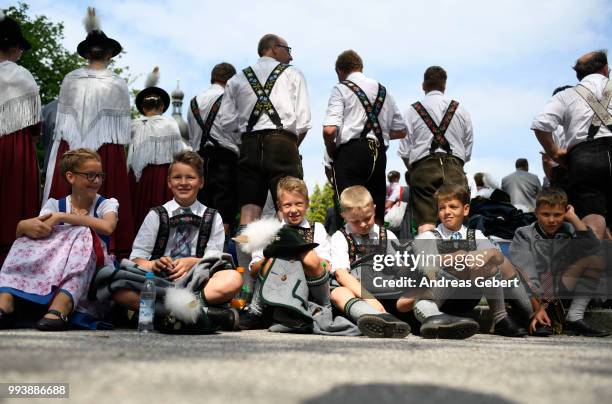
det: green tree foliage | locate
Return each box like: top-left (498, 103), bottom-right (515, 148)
top-left (307, 182), bottom-right (335, 223)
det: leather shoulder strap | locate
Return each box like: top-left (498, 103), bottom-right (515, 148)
top-left (196, 208), bottom-right (217, 257)
top-left (341, 80), bottom-right (386, 144)
top-left (151, 206), bottom-right (170, 260)
top-left (243, 63), bottom-right (290, 132)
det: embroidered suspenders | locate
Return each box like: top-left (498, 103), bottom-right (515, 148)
top-left (412, 100), bottom-right (459, 155)
top-left (573, 80), bottom-right (612, 140)
top-left (190, 94), bottom-right (223, 152)
top-left (243, 63), bottom-right (291, 133)
top-left (431, 228), bottom-right (477, 254)
top-left (340, 226), bottom-right (388, 265)
top-left (150, 206), bottom-right (217, 260)
top-left (341, 80), bottom-right (387, 145)
top-left (58, 196), bottom-right (110, 248)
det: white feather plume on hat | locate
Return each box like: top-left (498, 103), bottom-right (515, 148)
top-left (145, 66), bottom-right (160, 88)
top-left (83, 7), bottom-right (100, 34)
top-left (233, 217), bottom-right (284, 253)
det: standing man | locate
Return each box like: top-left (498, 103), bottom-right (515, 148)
top-left (220, 34), bottom-right (310, 245)
top-left (501, 158), bottom-right (541, 212)
top-left (532, 50), bottom-right (611, 239)
top-left (188, 62), bottom-right (238, 234)
top-left (398, 66), bottom-right (473, 234)
top-left (323, 50), bottom-right (406, 224)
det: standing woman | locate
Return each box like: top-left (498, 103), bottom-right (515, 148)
top-left (44, 7), bottom-right (134, 258)
top-left (0, 10), bottom-right (41, 266)
top-left (128, 67), bottom-right (189, 231)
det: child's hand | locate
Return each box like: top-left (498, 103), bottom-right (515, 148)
top-left (529, 306), bottom-right (552, 334)
top-left (43, 212), bottom-right (65, 228)
top-left (564, 205), bottom-right (578, 221)
top-left (17, 214), bottom-right (53, 239)
top-left (152, 256), bottom-right (174, 275)
top-left (167, 257), bottom-right (199, 281)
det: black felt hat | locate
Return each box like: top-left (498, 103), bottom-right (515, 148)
top-left (0, 13), bottom-right (31, 51)
top-left (135, 86), bottom-right (171, 115)
top-left (263, 227), bottom-right (319, 259)
top-left (77, 30), bottom-right (122, 59)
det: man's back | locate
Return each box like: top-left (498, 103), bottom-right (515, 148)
top-left (501, 170), bottom-right (541, 211)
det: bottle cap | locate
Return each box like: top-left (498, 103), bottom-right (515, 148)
top-left (236, 266), bottom-right (245, 273)
top-left (146, 271), bottom-right (155, 279)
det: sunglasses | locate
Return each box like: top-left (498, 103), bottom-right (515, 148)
top-left (275, 44), bottom-right (292, 54)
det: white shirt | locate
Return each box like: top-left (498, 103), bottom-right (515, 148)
top-left (187, 84), bottom-right (240, 155)
top-left (398, 90), bottom-right (473, 165)
top-left (531, 74), bottom-right (612, 150)
top-left (330, 224), bottom-right (397, 273)
top-left (386, 182), bottom-right (401, 203)
top-left (219, 56), bottom-right (311, 136)
top-left (323, 72), bottom-right (405, 147)
top-left (249, 219), bottom-right (331, 271)
top-left (40, 194), bottom-right (119, 218)
top-left (130, 199), bottom-right (225, 260)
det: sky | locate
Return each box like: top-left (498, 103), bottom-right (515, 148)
top-left (3, 0), bottom-right (611, 191)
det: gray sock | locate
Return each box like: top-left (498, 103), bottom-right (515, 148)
top-left (566, 276), bottom-right (599, 321)
top-left (306, 270), bottom-right (331, 307)
top-left (413, 299), bottom-right (442, 323)
top-left (504, 276), bottom-right (534, 317)
top-left (344, 298), bottom-right (379, 323)
top-left (248, 276), bottom-right (264, 316)
top-left (484, 284), bottom-right (508, 325)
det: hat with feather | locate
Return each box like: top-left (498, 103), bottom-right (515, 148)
top-left (0, 9), bottom-right (31, 51)
top-left (77, 7), bottom-right (122, 58)
top-left (135, 66), bottom-right (171, 115)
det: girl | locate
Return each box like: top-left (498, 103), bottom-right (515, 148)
top-left (128, 67), bottom-right (189, 231)
top-left (0, 148), bottom-right (118, 331)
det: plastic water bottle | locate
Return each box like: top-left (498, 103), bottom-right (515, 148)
top-left (138, 271), bottom-right (156, 333)
top-left (230, 267), bottom-right (250, 309)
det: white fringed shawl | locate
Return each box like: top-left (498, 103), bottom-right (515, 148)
top-left (0, 61), bottom-right (41, 136)
top-left (127, 115), bottom-right (189, 181)
top-left (55, 67), bottom-right (130, 151)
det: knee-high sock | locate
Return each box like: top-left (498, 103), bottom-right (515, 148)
top-left (344, 297), bottom-right (379, 323)
top-left (566, 276), bottom-right (600, 321)
top-left (306, 270), bottom-right (331, 307)
top-left (504, 276), bottom-right (534, 317)
top-left (484, 284), bottom-right (508, 325)
top-left (413, 300), bottom-right (442, 323)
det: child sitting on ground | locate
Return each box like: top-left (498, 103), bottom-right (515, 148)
top-left (329, 185), bottom-right (411, 338)
top-left (0, 148), bottom-right (118, 331)
top-left (409, 184), bottom-right (528, 339)
top-left (510, 187), bottom-right (610, 337)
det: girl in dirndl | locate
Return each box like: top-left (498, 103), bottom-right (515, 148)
top-left (0, 148), bottom-right (118, 331)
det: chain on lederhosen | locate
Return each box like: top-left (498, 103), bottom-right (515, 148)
top-left (573, 79), bottom-right (612, 140)
top-left (190, 94), bottom-right (223, 154)
top-left (150, 206), bottom-right (217, 260)
top-left (412, 100), bottom-right (460, 155)
top-left (243, 63), bottom-right (291, 133)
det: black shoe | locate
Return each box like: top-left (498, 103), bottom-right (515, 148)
top-left (207, 307), bottom-right (239, 331)
top-left (36, 309), bottom-right (69, 332)
top-left (420, 314), bottom-right (479, 339)
top-left (531, 323), bottom-right (553, 337)
top-left (493, 316), bottom-right (527, 337)
top-left (239, 307), bottom-right (271, 330)
top-left (357, 313), bottom-right (411, 339)
top-left (565, 319), bottom-right (611, 337)
top-left (0, 308), bottom-right (15, 330)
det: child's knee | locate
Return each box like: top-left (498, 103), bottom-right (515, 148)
top-left (211, 269), bottom-right (243, 294)
top-left (112, 289), bottom-right (139, 308)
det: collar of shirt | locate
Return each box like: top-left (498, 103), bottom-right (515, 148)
top-left (425, 90), bottom-right (444, 97)
top-left (282, 218), bottom-right (310, 228)
top-left (436, 224), bottom-right (466, 239)
top-left (344, 223), bottom-right (380, 239)
top-left (167, 199), bottom-right (204, 217)
top-left (257, 56), bottom-right (281, 65)
top-left (209, 83), bottom-right (224, 92)
top-left (346, 71), bottom-right (365, 82)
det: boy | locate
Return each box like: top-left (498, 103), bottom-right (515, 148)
top-left (240, 177), bottom-right (354, 334)
top-left (329, 185), bottom-right (411, 338)
top-left (410, 184), bottom-right (527, 338)
top-left (100, 151), bottom-right (243, 331)
top-left (510, 187), bottom-right (610, 337)
top-left (385, 170), bottom-right (402, 213)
